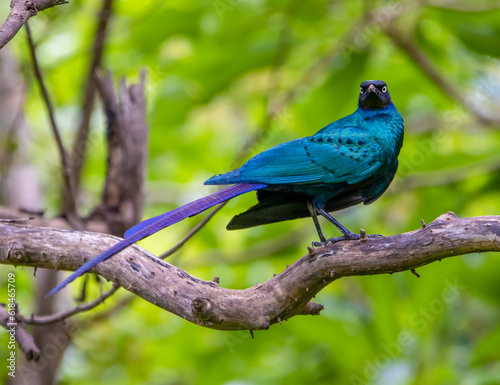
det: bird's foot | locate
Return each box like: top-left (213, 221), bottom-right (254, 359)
top-left (311, 240), bottom-right (328, 248)
top-left (311, 231), bottom-right (382, 247)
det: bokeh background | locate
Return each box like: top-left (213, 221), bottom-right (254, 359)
top-left (1, 0), bottom-right (500, 384)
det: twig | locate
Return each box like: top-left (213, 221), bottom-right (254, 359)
top-left (0, 0), bottom-right (68, 50)
top-left (22, 284), bottom-right (120, 325)
top-left (25, 22), bottom-right (82, 229)
top-left (81, 290), bottom-right (132, 325)
top-left (385, 24), bottom-right (500, 125)
top-left (70, 0), bottom-right (114, 194)
top-left (182, 228), bottom-right (308, 268)
top-left (159, 203), bottom-right (226, 259)
top-left (0, 304), bottom-right (41, 361)
top-left (1, 212), bottom-right (499, 330)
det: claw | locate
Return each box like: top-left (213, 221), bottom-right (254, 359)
top-left (311, 232), bottom-right (383, 247)
top-left (327, 232), bottom-right (383, 244)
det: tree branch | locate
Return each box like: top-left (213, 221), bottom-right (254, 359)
top-left (159, 203), bottom-right (225, 259)
top-left (23, 284), bottom-right (120, 325)
top-left (385, 24), bottom-right (500, 125)
top-left (25, 22), bottom-right (82, 229)
top-left (91, 69), bottom-right (149, 236)
top-left (1, 212), bottom-right (499, 330)
top-left (0, 304), bottom-right (40, 361)
top-left (0, 0), bottom-right (68, 50)
top-left (69, 0), bottom-right (113, 196)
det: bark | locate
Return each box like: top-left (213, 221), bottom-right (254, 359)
top-left (0, 0), bottom-right (68, 50)
top-left (91, 69), bottom-right (149, 236)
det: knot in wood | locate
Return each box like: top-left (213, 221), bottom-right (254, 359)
top-left (192, 297), bottom-right (213, 321)
top-left (7, 241), bottom-right (25, 261)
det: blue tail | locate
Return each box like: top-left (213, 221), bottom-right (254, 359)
top-left (47, 183), bottom-right (267, 297)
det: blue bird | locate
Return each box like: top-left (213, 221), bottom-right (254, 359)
top-left (48, 80), bottom-right (404, 297)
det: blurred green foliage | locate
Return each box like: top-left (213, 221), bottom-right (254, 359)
top-left (1, 0), bottom-right (500, 384)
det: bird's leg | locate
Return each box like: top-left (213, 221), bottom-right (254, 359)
top-left (307, 203), bottom-right (382, 247)
top-left (318, 209), bottom-right (355, 238)
top-left (306, 202), bottom-right (327, 245)
top-left (318, 208), bottom-right (383, 243)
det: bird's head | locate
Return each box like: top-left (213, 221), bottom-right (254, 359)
top-left (358, 80), bottom-right (392, 110)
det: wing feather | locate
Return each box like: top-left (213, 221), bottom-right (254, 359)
top-left (206, 127), bottom-right (387, 186)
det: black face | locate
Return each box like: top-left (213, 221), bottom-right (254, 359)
top-left (358, 80), bottom-right (392, 110)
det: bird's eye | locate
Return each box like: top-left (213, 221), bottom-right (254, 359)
top-left (360, 87), bottom-right (364, 94)
top-left (382, 86), bottom-right (387, 93)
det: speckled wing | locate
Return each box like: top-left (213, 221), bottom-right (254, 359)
top-left (205, 128), bottom-right (387, 186)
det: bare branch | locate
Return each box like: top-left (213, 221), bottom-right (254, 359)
top-left (70, 0), bottom-right (114, 196)
top-left (22, 284), bottom-right (120, 325)
top-left (0, 0), bottom-right (68, 50)
top-left (25, 22), bottom-right (82, 229)
top-left (91, 69), bottom-right (149, 235)
top-left (1, 212), bottom-right (499, 330)
top-left (385, 24), bottom-right (500, 125)
top-left (0, 304), bottom-right (40, 361)
top-left (159, 203), bottom-right (225, 259)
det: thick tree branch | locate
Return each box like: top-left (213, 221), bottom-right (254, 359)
top-left (0, 212), bottom-right (499, 331)
top-left (0, 0), bottom-right (67, 50)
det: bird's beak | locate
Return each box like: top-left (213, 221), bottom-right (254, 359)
top-left (366, 84), bottom-right (377, 93)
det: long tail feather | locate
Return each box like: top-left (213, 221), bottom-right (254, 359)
top-left (47, 183), bottom-right (266, 297)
